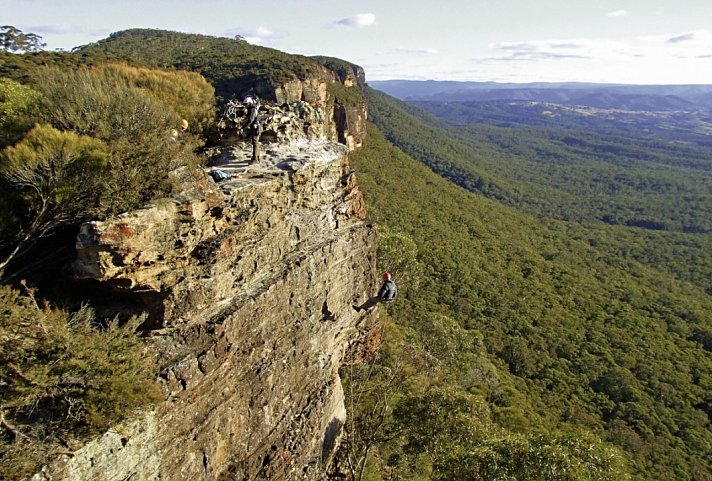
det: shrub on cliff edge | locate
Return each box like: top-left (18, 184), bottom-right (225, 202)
top-left (0, 78), bottom-right (43, 150)
top-left (32, 65), bottom-right (203, 216)
top-left (0, 284), bottom-right (162, 479)
top-left (98, 63), bottom-right (216, 140)
top-left (0, 124), bottom-right (109, 273)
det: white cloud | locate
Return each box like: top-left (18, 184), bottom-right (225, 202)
top-left (493, 42), bottom-right (539, 52)
top-left (228, 26), bottom-right (276, 45)
top-left (549, 43), bottom-right (584, 49)
top-left (487, 33), bottom-right (712, 64)
top-left (255, 27), bottom-right (274, 37)
top-left (639, 29), bottom-right (712, 46)
top-left (666, 32), bottom-right (699, 44)
top-left (396, 47), bottom-right (438, 55)
top-left (486, 39), bottom-right (598, 62)
top-left (667, 33), bottom-right (695, 43)
top-left (335, 13), bottom-right (376, 28)
top-left (607, 10), bottom-right (629, 17)
top-left (474, 33), bottom-right (712, 83)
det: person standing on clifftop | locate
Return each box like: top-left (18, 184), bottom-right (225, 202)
top-left (353, 272), bottom-right (398, 312)
top-left (244, 95), bottom-right (262, 163)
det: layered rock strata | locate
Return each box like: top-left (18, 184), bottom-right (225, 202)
top-left (39, 140), bottom-right (378, 480)
top-left (222, 72), bottom-right (367, 152)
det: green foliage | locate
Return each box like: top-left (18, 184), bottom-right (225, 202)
top-left (0, 60), bottom-right (215, 277)
top-left (0, 78), bottom-right (42, 149)
top-left (0, 79), bottom-right (45, 243)
top-left (0, 284), bottom-right (162, 480)
top-left (415, 313), bottom-right (482, 373)
top-left (329, 81), bottom-right (365, 109)
top-left (0, 125), bottom-right (109, 272)
top-left (348, 122), bottom-right (711, 481)
top-left (76, 29), bottom-right (329, 102)
top-left (32, 65), bottom-right (197, 216)
top-left (366, 87), bottom-right (712, 234)
top-left (391, 386), bottom-right (630, 481)
top-left (0, 26), bottom-right (46, 54)
top-left (340, 315), bottom-right (439, 481)
top-left (312, 56), bottom-right (362, 84)
top-left (0, 48), bottom-right (116, 85)
top-left (98, 63), bottom-right (216, 139)
top-left (35, 65), bottom-right (178, 142)
top-left (377, 227), bottom-right (423, 291)
top-left (434, 431), bottom-right (631, 481)
top-left (1, 124), bottom-right (108, 212)
top-left (344, 322), bottom-right (630, 481)
top-left (393, 385), bottom-right (491, 458)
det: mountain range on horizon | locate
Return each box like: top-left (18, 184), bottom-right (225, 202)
top-left (370, 79), bottom-right (712, 111)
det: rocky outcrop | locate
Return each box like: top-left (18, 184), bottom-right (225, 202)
top-left (222, 68), bottom-right (367, 152)
top-left (333, 100), bottom-right (366, 152)
top-left (218, 101), bottom-right (331, 146)
top-left (40, 140), bottom-right (378, 480)
top-left (272, 73), bottom-right (367, 151)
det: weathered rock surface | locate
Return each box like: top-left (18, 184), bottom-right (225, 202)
top-left (39, 140), bottom-right (378, 480)
top-left (219, 71), bottom-right (367, 152)
top-left (218, 101), bottom-right (331, 146)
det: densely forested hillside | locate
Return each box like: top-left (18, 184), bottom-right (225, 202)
top-left (347, 123), bottom-right (711, 481)
top-left (366, 88), bottom-right (712, 234)
top-left (364, 89), bottom-right (712, 299)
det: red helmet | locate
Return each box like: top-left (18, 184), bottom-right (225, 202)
top-left (383, 272), bottom-right (392, 281)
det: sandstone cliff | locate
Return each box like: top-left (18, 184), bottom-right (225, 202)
top-left (35, 140), bottom-right (378, 480)
top-left (224, 67), bottom-right (367, 152)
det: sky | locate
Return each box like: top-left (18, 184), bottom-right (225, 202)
top-left (3, 0), bottom-right (712, 84)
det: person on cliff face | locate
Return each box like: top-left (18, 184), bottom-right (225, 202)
top-left (352, 272), bottom-right (398, 312)
top-left (244, 95), bottom-right (262, 163)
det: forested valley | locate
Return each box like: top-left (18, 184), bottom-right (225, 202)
top-left (342, 88), bottom-right (711, 481)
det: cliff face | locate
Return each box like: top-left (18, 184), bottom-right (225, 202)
top-left (38, 140), bottom-right (378, 480)
top-left (247, 70), bottom-right (367, 152)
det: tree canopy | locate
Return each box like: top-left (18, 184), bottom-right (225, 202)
top-left (0, 26), bottom-right (46, 54)
top-left (347, 120), bottom-right (711, 481)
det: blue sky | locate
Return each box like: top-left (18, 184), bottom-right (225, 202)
top-left (3, 0), bottom-right (712, 84)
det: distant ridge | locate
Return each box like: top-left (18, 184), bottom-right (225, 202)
top-left (370, 79), bottom-right (712, 111)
